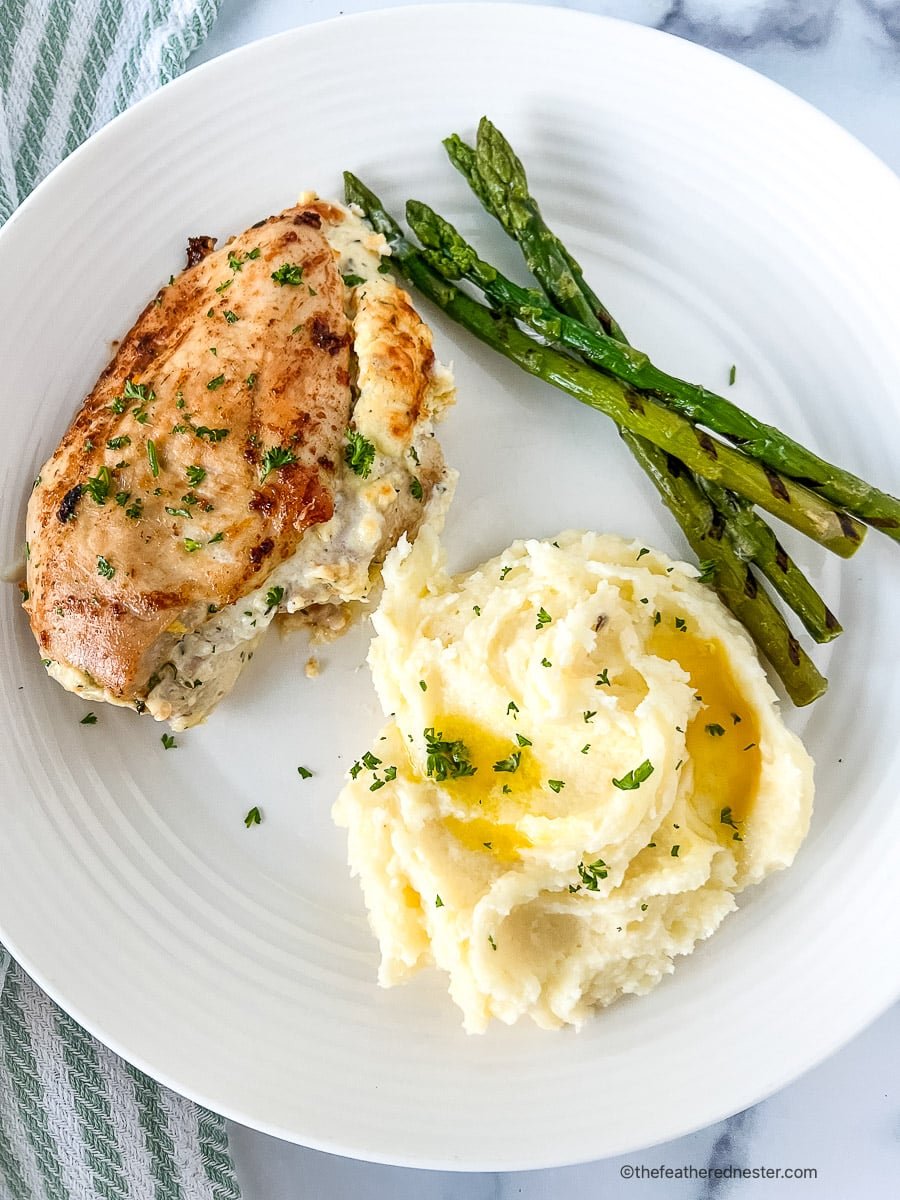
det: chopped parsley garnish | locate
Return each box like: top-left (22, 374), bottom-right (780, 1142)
top-left (183, 538), bottom-right (203, 553)
top-left (535, 607), bottom-right (551, 629)
top-left (246, 373), bottom-right (257, 389)
top-left (265, 585), bottom-right (285, 613)
top-left (744, 742), bottom-right (757, 752)
top-left (96, 555), bottom-right (115, 579)
top-left (410, 476), bottom-right (423, 501)
top-left (612, 760), bottom-right (654, 791)
top-left (409, 446), bottom-right (420, 465)
top-left (473, 605), bottom-right (481, 616)
top-left (731, 712), bottom-right (742, 725)
top-left (271, 262), bottom-right (303, 286)
top-left (208, 532), bottom-right (224, 544)
top-left (418, 680), bottom-right (427, 691)
top-left (424, 727), bottom-right (477, 781)
top-left (124, 379), bottom-right (154, 404)
top-left (244, 806), bottom-right (262, 828)
top-left (107, 435), bottom-right (131, 450)
top-left (161, 733), bottom-right (177, 750)
top-left (215, 278), bottom-right (232, 294)
top-left (223, 310), bottom-right (239, 324)
top-left (80, 712), bottom-right (97, 725)
top-left (729, 363), bottom-right (737, 386)
top-left (547, 779), bottom-right (565, 793)
top-left (195, 426), bottom-right (229, 442)
top-left (641, 903), bottom-right (648, 912)
top-left (297, 766), bottom-right (313, 779)
top-left (228, 247), bottom-right (260, 272)
top-left (369, 778), bottom-right (386, 792)
top-left (507, 701), bottom-right (518, 718)
top-left (720, 806), bottom-right (741, 833)
top-left (207, 373), bottom-right (225, 391)
top-left (653, 610), bottom-right (662, 626)
top-left (361, 751), bottom-right (381, 770)
top-left (341, 273), bottom-right (366, 288)
top-left (581, 744), bottom-right (591, 754)
top-left (540, 657), bottom-right (552, 668)
top-left (595, 668), bottom-right (610, 687)
top-left (697, 560), bottom-right (716, 584)
top-left (674, 616), bottom-right (687, 632)
top-left (515, 733), bottom-right (532, 747)
top-left (492, 751), bottom-right (521, 774)
top-left (435, 895), bottom-right (444, 908)
top-left (383, 765), bottom-right (397, 782)
top-left (671, 845), bottom-right (680, 857)
top-left (259, 444), bottom-right (298, 482)
top-left (583, 710), bottom-right (596, 723)
top-left (165, 506), bottom-right (192, 519)
top-left (125, 498), bottom-right (143, 520)
top-left (499, 565), bottom-right (512, 580)
top-left (146, 439), bottom-right (159, 477)
top-left (502, 784), bottom-right (512, 794)
top-left (84, 465), bottom-right (112, 504)
top-left (637, 547), bottom-right (649, 559)
top-left (705, 723), bottom-right (726, 737)
top-left (344, 429), bottom-right (376, 479)
top-left (186, 465), bottom-right (206, 486)
top-left (577, 858), bottom-right (608, 890)
top-left (488, 934), bottom-right (497, 951)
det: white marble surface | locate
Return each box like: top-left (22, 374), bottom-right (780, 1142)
top-left (187, 2), bottom-right (900, 1195)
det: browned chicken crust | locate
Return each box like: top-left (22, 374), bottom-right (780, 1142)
top-left (25, 206), bottom-right (352, 699)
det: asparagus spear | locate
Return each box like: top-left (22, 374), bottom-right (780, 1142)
top-left (445, 133), bottom-right (841, 645)
top-left (408, 193), bottom-right (896, 539)
top-left (624, 433), bottom-right (826, 704)
top-left (467, 118), bottom-right (900, 538)
top-left (696, 479), bottom-right (841, 642)
top-left (344, 172), bottom-right (829, 704)
top-left (403, 200), bottom-right (862, 556)
top-left (445, 132), bottom-right (626, 341)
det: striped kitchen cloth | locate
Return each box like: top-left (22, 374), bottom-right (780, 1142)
top-left (0, 0), bottom-right (221, 222)
top-left (0, 3), bottom-right (243, 1197)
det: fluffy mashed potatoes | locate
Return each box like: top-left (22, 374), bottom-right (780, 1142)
top-left (333, 525), bottom-right (814, 1033)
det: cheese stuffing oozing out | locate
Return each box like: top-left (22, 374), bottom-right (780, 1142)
top-left (333, 527), bottom-right (815, 1033)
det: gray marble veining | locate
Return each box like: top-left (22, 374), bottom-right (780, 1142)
top-left (659, 0), bottom-right (839, 49)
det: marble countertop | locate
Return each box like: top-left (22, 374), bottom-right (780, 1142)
top-left (188, 3), bottom-right (900, 1196)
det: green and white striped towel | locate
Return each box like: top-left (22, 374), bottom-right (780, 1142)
top-left (0, 0), bottom-right (221, 222)
top-left (1, 3), bottom-right (243, 1197)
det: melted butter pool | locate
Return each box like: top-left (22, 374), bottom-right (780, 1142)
top-left (650, 627), bottom-right (761, 840)
top-left (425, 714), bottom-right (541, 861)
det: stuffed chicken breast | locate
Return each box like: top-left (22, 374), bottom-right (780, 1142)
top-left (24, 198), bottom-right (454, 728)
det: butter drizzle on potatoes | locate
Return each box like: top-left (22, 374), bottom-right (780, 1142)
top-left (333, 525), bottom-right (814, 1033)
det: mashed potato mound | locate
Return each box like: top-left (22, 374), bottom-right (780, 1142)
top-left (333, 525), bottom-right (814, 1033)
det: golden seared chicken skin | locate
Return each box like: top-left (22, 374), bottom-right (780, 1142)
top-left (25, 199), bottom-right (455, 728)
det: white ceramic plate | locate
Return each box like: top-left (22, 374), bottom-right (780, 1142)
top-left (1, 3), bottom-right (899, 1171)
